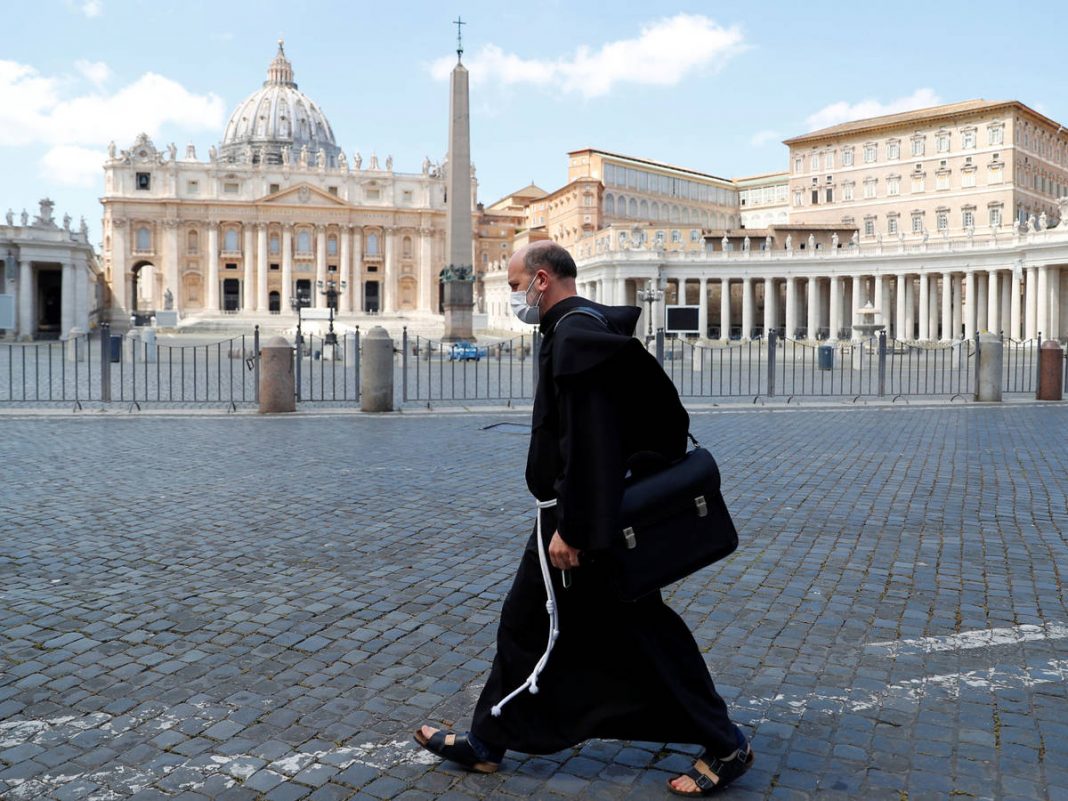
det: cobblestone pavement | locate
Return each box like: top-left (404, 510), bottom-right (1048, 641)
top-left (1, 405), bottom-right (1067, 801)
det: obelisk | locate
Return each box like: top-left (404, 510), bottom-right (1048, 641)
top-left (442, 16), bottom-right (475, 342)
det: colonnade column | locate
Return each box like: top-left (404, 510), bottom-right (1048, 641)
top-left (353, 228), bottom-right (364, 313)
top-left (741, 278), bottom-right (754, 340)
top-left (1050, 268), bottom-right (1061, 340)
top-left (895, 275), bottom-right (907, 340)
top-left (339, 225), bottom-right (351, 312)
top-left (60, 262), bottom-right (75, 336)
top-left (806, 277), bottom-right (819, 339)
top-left (314, 225), bottom-right (327, 308)
top-left (243, 226), bottom-right (255, 311)
top-left (698, 278), bottom-right (708, 339)
top-left (873, 276), bottom-right (884, 328)
top-left (256, 223), bottom-right (268, 312)
top-left (829, 276), bottom-right (841, 340)
top-left (941, 273), bottom-right (953, 342)
top-left (976, 274), bottom-right (988, 332)
top-left (1037, 266), bottom-right (1050, 339)
top-left (785, 277), bottom-right (797, 340)
top-left (280, 225), bottom-right (292, 313)
top-left (383, 229), bottom-right (396, 313)
top-left (207, 223), bottom-right (219, 311)
top-left (918, 273), bottom-right (930, 340)
top-left (952, 275), bottom-right (963, 340)
top-left (879, 276), bottom-right (892, 332)
top-left (764, 277), bottom-right (777, 338)
top-left (1000, 273), bottom-right (1012, 338)
top-left (163, 220), bottom-right (179, 312)
top-left (17, 260), bottom-right (32, 339)
top-left (904, 275), bottom-right (915, 340)
top-left (987, 270), bottom-right (1000, 334)
top-left (1025, 266), bottom-right (1038, 339)
top-left (964, 271), bottom-right (977, 339)
top-left (719, 279), bottom-right (731, 340)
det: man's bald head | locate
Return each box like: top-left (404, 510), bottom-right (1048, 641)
top-left (519, 241), bottom-right (577, 279)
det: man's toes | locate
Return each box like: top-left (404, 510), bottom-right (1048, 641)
top-left (419, 725), bottom-right (439, 740)
top-left (670, 774), bottom-right (697, 792)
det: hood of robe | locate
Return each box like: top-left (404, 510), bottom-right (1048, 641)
top-left (540, 296), bottom-right (645, 378)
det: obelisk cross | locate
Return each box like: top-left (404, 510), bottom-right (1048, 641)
top-left (454, 16), bottom-right (465, 61)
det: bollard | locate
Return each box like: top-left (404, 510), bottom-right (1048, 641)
top-left (360, 326), bottom-right (394, 412)
top-left (1036, 340), bottom-right (1064, 401)
top-left (975, 332), bottom-right (1003, 402)
top-left (66, 328), bottom-right (85, 362)
top-left (258, 335), bottom-right (296, 413)
top-left (142, 327), bottom-right (157, 363)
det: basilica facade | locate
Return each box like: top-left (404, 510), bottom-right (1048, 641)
top-left (101, 43), bottom-right (476, 323)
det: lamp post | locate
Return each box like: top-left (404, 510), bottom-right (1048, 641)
top-left (289, 293), bottom-right (303, 400)
top-left (316, 278), bottom-right (346, 346)
top-left (636, 278), bottom-right (664, 341)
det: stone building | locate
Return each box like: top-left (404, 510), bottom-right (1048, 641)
top-left (0, 199), bottom-right (100, 340)
top-left (100, 42), bottom-right (477, 324)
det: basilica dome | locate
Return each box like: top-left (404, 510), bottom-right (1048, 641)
top-left (219, 41), bottom-right (341, 167)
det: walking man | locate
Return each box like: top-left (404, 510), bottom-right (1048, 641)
top-left (416, 241), bottom-right (753, 796)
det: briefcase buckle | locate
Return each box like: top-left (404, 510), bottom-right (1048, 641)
top-left (623, 527), bottom-right (637, 549)
top-left (695, 496), bottom-right (708, 517)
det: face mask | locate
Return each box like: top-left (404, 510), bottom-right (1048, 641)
top-left (510, 275), bottom-right (543, 324)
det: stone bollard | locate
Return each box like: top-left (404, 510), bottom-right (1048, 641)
top-left (360, 326), bottom-right (394, 412)
top-left (124, 328), bottom-right (140, 361)
top-left (66, 328), bottom-right (85, 362)
top-left (142, 327), bottom-right (157, 363)
top-left (1036, 340), bottom-right (1064, 401)
top-left (975, 332), bottom-right (1003, 402)
top-left (259, 335), bottom-right (296, 413)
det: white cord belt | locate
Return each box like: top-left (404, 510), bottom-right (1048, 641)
top-left (490, 497), bottom-right (561, 717)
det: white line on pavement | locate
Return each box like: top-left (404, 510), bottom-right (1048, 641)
top-left (865, 622), bottom-right (1068, 657)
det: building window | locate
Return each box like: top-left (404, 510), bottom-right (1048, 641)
top-left (887, 176), bottom-right (900, 196)
top-left (962, 169), bottom-right (976, 188)
top-left (864, 144), bottom-right (877, 163)
top-left (989, 125), bottom-right (1004, 146)
top-left (224, 229), bottom-right (239, 252)
top-left (912, 213), bottom-right (924, 234)
top-left (223, 182), bottom-right (239, 194)
top-left (327, 235), bottom-right (338, 256)
top-left (887, 141), bottom-right (900, 160)
top-left (911, 137), bottom-right (925, 157)
top-left (793, 189), bottom-right (803, 206)
top-left (690, 229), bottom-right (701, 242)
top-left (297, 230), bottom-right (311, 253)
top-left (403, 236), bottom-right (413, 257)
top-left (186, 180), bottom-right (199, 194)
top-left (327, 186), bottom-right (338, 196)
top-left (187, 229), bottom-right (198, 254)
top-left (864, 217), bottom-right (875, 237)
top-left (824, 152), bottom-right (834, 170)
top-left (403, 190), bottom-right (414, 202)
top-left (936, 210), bottom-right (948, 231)
top-left (269, 183), bottom-right (280, 194)
top-left (843, 182), bottom-right (854, 201)
top-left (863, 179), bottom-right (876, 199)
top-left (366, 188), bottom-right (380, 200)
top-left (825, 187), bottom-right (833, 203)
top-left (936, 133), bottom-right (950, 153)
top-left (962, 130), bottom-right (976, 149)
top-left (912, 174), bottom-right (926, 193)
top-left (989, 206), bottom-right (1003, 227)
top-left (671, 230), bottom-right (681, 242)
top-left (136, 172), bottom-right (151, 190)
top-left (962, 209), bottom-right (975, 229)
top-left (135, 226), bottom-right (151, 251)
top-left (887, 216), bottom-right (899, 235)
top-left (810, 154), bottom-right (819, 171)
top-left (270, 262), bottom-right (280, 271)
top-left (842, 148), bottom-right (854, 166)
top-left (366, 233), bottom-right (380, 255)
top-left (936, 172), bottom-right (950, 191)
top-left (269, 234), bottom-right (280, 254)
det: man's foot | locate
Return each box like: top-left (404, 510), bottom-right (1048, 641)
top-left (667, 726), bottom-right (754, 796)
top-left (414, 725), bottom-right (502, 774)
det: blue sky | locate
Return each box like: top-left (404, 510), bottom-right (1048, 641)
top-left (3, 1), bottom-right (1066, 243)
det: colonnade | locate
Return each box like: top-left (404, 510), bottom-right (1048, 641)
top-left (580, 266), bottom-right (1064, 342)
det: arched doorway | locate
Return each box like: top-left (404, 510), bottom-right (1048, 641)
top-left (131, 260), bottom-right (155, 315)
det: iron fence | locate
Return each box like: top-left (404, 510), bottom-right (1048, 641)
top-left (294, 331), bottom-right (361, 403)
top-left (1002, 335), bottom-right (1040, 395)
top-left (0, 333), bottom-right (98, 406)
top-left (400, 328), bottom-right (540, 405)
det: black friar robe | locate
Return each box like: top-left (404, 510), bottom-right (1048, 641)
top-left (471, 296), bottom-right (737, 756)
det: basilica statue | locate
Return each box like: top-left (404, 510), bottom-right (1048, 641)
top-left (354, 151), bottom-right (362, 169)
top-left (386, 155), bottom-right (393, 171)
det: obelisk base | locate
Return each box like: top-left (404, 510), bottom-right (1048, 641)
top-left (442, 280), bottom-right (474, 342)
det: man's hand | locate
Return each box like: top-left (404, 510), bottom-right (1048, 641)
top-left (548, 531), bottom-right (581, 571)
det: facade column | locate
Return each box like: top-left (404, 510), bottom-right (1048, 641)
top-left (918, 272), bottom-right (930, 340)
top-left (742, 277), bottom-right (754, 340)
top-left (785, 277), bottom-right (797, 340)
top-left (110, 219), bottom-right (128, 315)
top-left (941, 273), bottom-right (953, 341)
top-left (242, 225), bottom-right (255, 311)
top-left (952, 275), bottom-right (963, 340)
top-left (1010, 267), bottom-right (1022, 340)
top-left (207, 223), bottom-right (220, 311)
top-left (1000, 272), bottom-right (1012, 339)
top-left (964, 271), bottom-right (977, 339)
top-left (256, 223), bottom-right (268, 312)
top-left (829, 275), bottom-right (841, 340)
top-left (281, 225), bottom-right (292, 313)
top-left (74, 259), bottom-right (89, 331)
top-left (339, 225), bottom-right (351, 312)
top-left (163, 219), bottom-right (179, 312)
top-left (315, 225), bottom-right (327, 308)
top-left (895, 274), bottom-right (907, 340)
top-left (353, 228), bottom-right (364, 312)
top-left (987, 269), bottom-right (1000, 335)
top-left (928, 275), bottom-right (940, 340)
top-left (764, 277), bottom-right (777, 338)
top-left (698, 278), bottom-right (708, 339)
top-left (61, 262), bottom-right (75, 337)
top-left (1025, 266), bottom-right (1038, 339)
top-left (17, 260), bottom-right (32, 339)
top-left (720, 278), bottom-right (731, 340)
top-left (418, 228), bottom-right (432, 312)
top-left (1037, 265), bottom-right (1050, 339)
top-left (383, 229), bottom-right (396, 313)
top-left (806, 276), bottom-right (818, 339)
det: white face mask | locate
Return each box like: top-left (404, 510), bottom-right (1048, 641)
top-left (510, 274), bottom-right (543, 324)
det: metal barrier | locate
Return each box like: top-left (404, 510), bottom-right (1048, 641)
top-left (294, 330), bottom-right (361, 403)
top-left (1002, 334), bottom-right (1040, 394)
top-left (400, 328), bottom-right (540, 405)
top-left (661, 337), bottom-right (768, 398)
top-left (0, 331), bottom-right (98, 407)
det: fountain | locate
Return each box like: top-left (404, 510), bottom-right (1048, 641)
top-left (851, 300), bottom-right (884, 369)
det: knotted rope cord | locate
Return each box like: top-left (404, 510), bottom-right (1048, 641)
top-left (490, 498), bottom-right (560, 717)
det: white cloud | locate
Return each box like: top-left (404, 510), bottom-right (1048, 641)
top-left (750, 129), bottom-right (780, 147)
top-left (79, 0), bottom-right (102, 18)
top-left (430, 14), bottom-right (745, 99)
top-left (41, 145), bottom-right (105, 186)
top-left (0, 59), bottom-right (225, 148)
top-left (74, 59), bottom-right (111, 88)
top-left (805, 88), bottom-right (941, 132)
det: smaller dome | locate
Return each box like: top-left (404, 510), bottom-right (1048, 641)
top-left (218, 41), bottom-right (341, 167)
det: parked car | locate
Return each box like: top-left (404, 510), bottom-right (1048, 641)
top-left (448, 341), bottom-right (487, 361)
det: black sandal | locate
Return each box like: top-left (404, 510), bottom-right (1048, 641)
top-left (413, 728), bottom-right (501, 774)
top-left (667, 727), bottom-right (754, 796)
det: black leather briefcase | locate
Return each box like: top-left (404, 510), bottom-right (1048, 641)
top-left (611, 447), bottom-right (738, 601)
